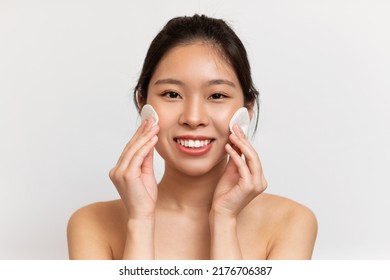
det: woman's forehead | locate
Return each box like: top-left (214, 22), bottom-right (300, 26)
top-left (150, 43), bottom-right (239, 87)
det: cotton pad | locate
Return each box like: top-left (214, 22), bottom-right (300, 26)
top-left (140, 104), bottom-right (159, 126)
top-left (229, 107), bottom-right (250, 136)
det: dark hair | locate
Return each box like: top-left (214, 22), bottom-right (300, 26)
top-left (134, 14), bottom-right (260, 132)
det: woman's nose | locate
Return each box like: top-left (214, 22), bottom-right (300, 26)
top-left (179, 99), bottom-right (209, 128)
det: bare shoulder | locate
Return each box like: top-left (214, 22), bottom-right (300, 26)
top-left (242, 193), bottom-right (318, 259)
top-left (68, 199), bottom-right (126, 224)
top-left (67, 200), bottom-right (126, 259)
top-left (256, 193), bottom-right (316, 222)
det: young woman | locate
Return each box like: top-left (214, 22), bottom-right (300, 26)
top-left (67, 14), bottom-right (317, 260)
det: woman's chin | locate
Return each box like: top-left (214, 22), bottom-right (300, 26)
top-left (166, 157), bottom-right (227, 178)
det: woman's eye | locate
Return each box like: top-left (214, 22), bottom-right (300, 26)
top-left (163, 91), bottom-right (181, 99)
top-left (209, 93), bottom-right (226, 100)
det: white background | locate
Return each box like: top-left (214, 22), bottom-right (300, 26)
top-left (1, 0), bottom-right (389, 259)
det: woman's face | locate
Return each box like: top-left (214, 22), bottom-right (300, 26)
top-left (147, 42), bottom-right (246, 176)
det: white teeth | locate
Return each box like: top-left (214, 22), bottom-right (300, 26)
top-left (176, 139), bottom-right (211, 148)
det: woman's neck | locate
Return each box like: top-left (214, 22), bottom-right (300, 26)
top-left (157, 159), bottom-right (227, 215)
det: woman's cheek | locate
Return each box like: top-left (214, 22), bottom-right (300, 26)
top-left (210, 108), bottom-right (233, 136)
top-left (153, 106), bottom-right (176, 155)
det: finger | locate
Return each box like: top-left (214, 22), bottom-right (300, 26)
top-left (119, 119), bottom-right (155, 159)
top-left (117, 124), bottom-right (159, 170)
top-left (232, 123), bottom-right (253, 150)
top-left (119, 124), bottom-right (159, 170)
top-left (229, 132), bottom-right (264, 176)
top-left (224, 141), bottom-right (241, 174)
top-left (224, 151), bottom-right (238, 175)
top-left (230, 143), bottom-right (242, 157)
top-left (225, 143), bottom-right (251, 181)
top-left (141, 139), bottom-right (156, 175)
top-left (115, 119), bottom-right (151, 165)
top-left (127, 135), bottom-right (158, 176)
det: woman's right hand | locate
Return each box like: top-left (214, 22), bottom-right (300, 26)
top-left (109, 118), bottom-right (159, 219)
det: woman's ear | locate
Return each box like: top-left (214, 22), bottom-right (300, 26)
top-left (136, 90), bottom-right (144, 110)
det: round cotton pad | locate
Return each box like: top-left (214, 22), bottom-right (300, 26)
top-left (140, 104), bottom-right (159, 126)
top-left (229, 107), bottom-right (250, 136)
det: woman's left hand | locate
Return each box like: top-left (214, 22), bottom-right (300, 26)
top-left (212, 124), bottom-right (268, 217)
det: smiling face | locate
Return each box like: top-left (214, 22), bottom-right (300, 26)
top-left (146, 42), bottom-right (246, 177)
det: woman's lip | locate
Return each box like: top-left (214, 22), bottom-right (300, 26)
top-left (174, 135), bottom-right (215, 140)
top-left (174, 140), bottom-right (213, 156)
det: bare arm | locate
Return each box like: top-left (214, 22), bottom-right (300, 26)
top-left (209, 212), bottom-right (242, 259)
top-left (122, 218), bottom-right (155, 259)
top-left (109, 118), bottom-right (159, 259)
top-left (68, 119), bottom-right (159, 260)
top-left (210, 124), bottom-right (268, 259)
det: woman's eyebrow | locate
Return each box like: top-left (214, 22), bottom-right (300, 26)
top-left (154, 78), bottom-right (184, 86)
top-left (207, 79), bottom-right (236, 88)
top-left (153, 78), bottom-right (236, 88)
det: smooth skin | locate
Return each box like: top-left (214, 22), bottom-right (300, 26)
top-left (67, 43), bottom-right (317, 260)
